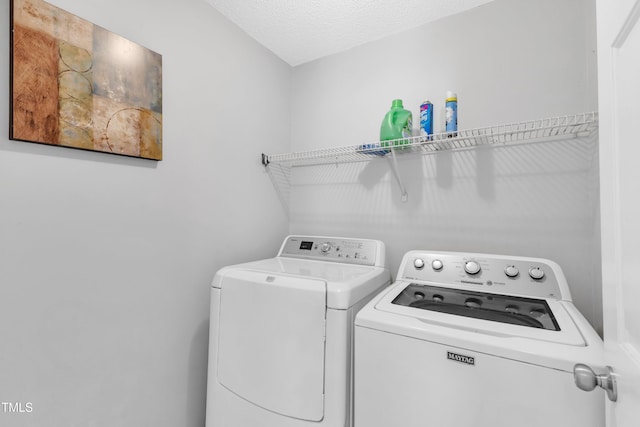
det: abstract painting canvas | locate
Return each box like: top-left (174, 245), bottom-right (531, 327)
top-left (10, 0), bottom-right (163, 160)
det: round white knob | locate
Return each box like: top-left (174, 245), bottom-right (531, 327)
top-left (504, 265), bottom-right (519, 278)
top-left (321, 243), bottom-right (332, 253)
top-left (432, 259), bottom-right (443, 271)
top-left (528, 267), bottom-right (545, 280)
top-left (414, 258), bottom-right (425, 269)
top-left (464, 260), bottom-right (481, 275)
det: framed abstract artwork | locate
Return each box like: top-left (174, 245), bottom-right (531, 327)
top-left (10, 0), bottom-right (163, 160)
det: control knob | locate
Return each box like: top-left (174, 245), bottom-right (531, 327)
top-left (528, 267), bottom-right (545, 280)
top-left (432, 259), bottom-right (443, 271)
top-left (414, 258), bottom-right (425, 270)
top-left (320, 243), bottom-right (332, 253)
top-left (504, 265), bottom-right (519, 278)
top-left (464, 260), bottom-right (481, 275)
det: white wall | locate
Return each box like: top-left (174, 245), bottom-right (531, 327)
top-left (0, 0), bottom-right (604, 424)
top-left (0, 0), bottom-right (290, 426)
top-left (288, 0), bottom-right (603, 332)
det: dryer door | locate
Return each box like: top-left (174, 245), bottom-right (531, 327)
top-left (217, 269), bottom-right (326, 421)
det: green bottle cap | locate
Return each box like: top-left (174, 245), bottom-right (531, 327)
top-left (391, 99), bottom-right (404, 108)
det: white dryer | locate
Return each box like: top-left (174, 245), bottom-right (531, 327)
top-left (206, 235), bottom-right (390, 427)
top-left (354, 250), bottom-right (604, 427)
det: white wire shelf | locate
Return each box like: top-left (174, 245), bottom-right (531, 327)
top-left (261, 112), bottom-right (598, 167)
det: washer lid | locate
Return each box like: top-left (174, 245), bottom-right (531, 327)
top-left (212, 257), bottom-right (390, 309)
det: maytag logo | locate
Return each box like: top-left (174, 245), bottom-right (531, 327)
top-left (447, 351), bottom-right (475, 366)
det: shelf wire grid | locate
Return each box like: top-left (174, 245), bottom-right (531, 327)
top-left (262, 112), bottom-right (598, 167)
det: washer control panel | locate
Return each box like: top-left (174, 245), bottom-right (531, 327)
top-left (279, 236), bottom-right (383, 266)
top-left (399, 251), bottom-right (567, 300)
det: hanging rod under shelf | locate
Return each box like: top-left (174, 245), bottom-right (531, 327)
top-left (261, 112), bottom-right (598, 167)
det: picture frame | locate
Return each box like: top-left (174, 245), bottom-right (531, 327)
top-left (10, 0), bottom-right (163, 160)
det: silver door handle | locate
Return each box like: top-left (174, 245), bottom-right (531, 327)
top-left (573, 363), bottom-right (617, 402)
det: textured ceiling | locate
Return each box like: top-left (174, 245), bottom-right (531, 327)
top-left (205, 0), bottom-right (497, 66)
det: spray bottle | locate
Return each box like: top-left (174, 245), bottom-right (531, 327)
top-left (445, 91), bottom-right (458, 137)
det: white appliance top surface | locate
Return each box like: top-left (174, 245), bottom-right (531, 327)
top-left (212, 249), bottom-right (390, 309)
top-left (216, 257), bottom-right (386, 284)
top-left (356, 250), bottom-right (604, 370)
top-left (372, 280), bottom-right (586, 346)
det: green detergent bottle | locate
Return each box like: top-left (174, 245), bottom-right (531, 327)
top-left (380, 99), bottom-right (413, 151)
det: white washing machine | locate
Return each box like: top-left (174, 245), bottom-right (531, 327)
top-left (206, 235), bottom-right (390, 427)
top-left (354, 250), bottom-right (604, 427)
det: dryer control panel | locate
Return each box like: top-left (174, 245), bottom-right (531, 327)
top-left (398, 251), bottom-right (570, 301)
top-left (279, 235), bottom-right (384, 267)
